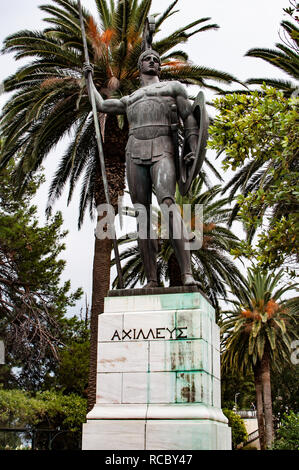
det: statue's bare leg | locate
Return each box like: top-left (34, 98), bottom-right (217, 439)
top-left (151, 156), bottom-right (200, 287)
top-left (127, 157), bottom-right (159, 287)
top-left (136, 203), bottom-right (159, 288)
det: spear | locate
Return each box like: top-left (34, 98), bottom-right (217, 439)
top-left (77, 0), bottom-right (123, 289)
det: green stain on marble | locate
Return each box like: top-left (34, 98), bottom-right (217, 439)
top-left (152, 338), bottom-right (211, 373)
top-left (159, 292), bottom-right (211, 311)
top-left (175, 370), bottom-right (213, 405)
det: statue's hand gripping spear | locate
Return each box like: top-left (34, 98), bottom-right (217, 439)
top-left (77, 0), bottom-right (123, 289)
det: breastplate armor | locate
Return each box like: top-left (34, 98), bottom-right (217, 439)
top-left (126, 90), bottom-right (175, 163)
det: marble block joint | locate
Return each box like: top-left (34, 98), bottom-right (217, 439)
top-left (82, 290), bottom-right (231, 450)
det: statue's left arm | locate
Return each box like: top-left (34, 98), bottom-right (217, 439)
top-left (174, 82), bottom-right (199, 158)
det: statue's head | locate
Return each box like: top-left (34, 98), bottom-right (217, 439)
top-left (138, 49), bottom-right (161, 77)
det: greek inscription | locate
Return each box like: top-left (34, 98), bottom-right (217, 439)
top-left (136, 329), bottom-right (146, 340)
top-left (145, 329), bottom-right (155, 340)
top-left (166, 327), bottom-right (177, 339)
top-left (156, 327), bottom-right (165, 339)
top-left (110, 326), bottom-right (188, 341)
top-left (122, 329), bottom-right (132, 340)
top-left (176, 327), bottom-right (188, 339)
top-left (111, 330), bottom-right (121, 341)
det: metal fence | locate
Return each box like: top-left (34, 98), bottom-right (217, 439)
top-left (236, 410), bottom-right (257, 419)
top-left (0, 427), bottom-right (81, 450)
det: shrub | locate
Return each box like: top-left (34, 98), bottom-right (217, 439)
top-left (0, 389), bottom-right (87, 449)
top-left (272, 412), bottom-right (299, 450)
top-left (223, 409), bottom-right (248, 449)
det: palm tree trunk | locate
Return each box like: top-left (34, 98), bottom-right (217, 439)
top-left (87, 232), bottom-right (112, 412)
top-left (253, 362), bottom-right (266, 450)
top-left (261, 350), bottom-right (274, 448)
top-left (87, 115), bottom-right (127, 412)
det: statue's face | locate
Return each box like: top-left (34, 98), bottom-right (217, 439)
top-left (140, 53), bottom-right (161, 76)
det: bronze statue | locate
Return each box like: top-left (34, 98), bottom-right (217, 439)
top-left (83, 19), bottom-right (208, 288)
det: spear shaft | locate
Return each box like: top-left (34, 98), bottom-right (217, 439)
top-left (77, 0), bottom-right (123, 289)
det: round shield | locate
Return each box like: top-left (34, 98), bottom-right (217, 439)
top-left (178, 91), bottom-right (209, 196)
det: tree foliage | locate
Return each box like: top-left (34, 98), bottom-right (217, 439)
top-left (272, 411), bottom-right (299, 450)
top-left (51, 314), bottom-right (90, 395)
top-left (1, 310), bottom-right (90, 394)
top-left (0, 154), bottom-right (82, 369)
top-left (0, 388), bottom-right (87, 449)
top-left (0, 389), bottom-right (42, 428)
top-left (208, 85), bottom-right (299, 270)
top-left (221, 370), bottom-right (256, 411)
top-left (222, 409), bottom-right (248, 449)
top-left (271, 363), bottom-right (299, 428)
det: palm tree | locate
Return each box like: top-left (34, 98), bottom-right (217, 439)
top-left (221, 267), bottom-right (298, 449)
top-left (245, 15), bottom-right (299, 97)
top-left (0, 0), bottom-right (239, 411)
top-left (112, 178), bottom-right (244, 319)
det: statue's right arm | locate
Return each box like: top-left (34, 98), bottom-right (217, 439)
top-left (89, 80), bottom-right (126, 115)
top-left (83, 63), bottom-right (126, 114)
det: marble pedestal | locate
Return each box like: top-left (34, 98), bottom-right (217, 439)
top-left (82, 289), bottom-right (231, 450)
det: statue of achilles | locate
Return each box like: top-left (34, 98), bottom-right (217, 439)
top-left (84, 23), bottom-right (204, 288)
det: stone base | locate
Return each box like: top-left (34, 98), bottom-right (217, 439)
top-left (107, 285), bottom-right (209, 298)
top-left (82, 291), bottom-right (231, 450)
top-left (82, 404), bottom-right (231, 450)
top-left (83, 421), bottom-right (231, 450)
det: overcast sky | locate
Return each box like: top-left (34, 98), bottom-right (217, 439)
top-left (0, 0), bottom-right (291, 315)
